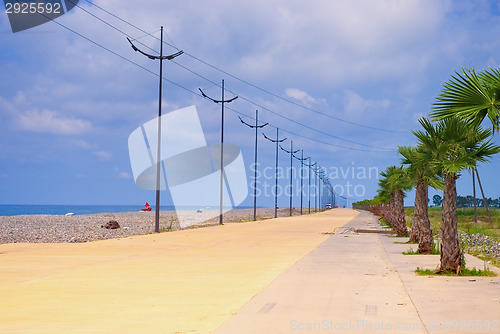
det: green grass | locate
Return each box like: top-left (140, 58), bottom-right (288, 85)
top-left (415, 266), bottom-right (497, 276)
top-left (404, 206), bottom-right (500, 268)
top-left (405, 206), bottom-right (500, 242)
top-left (394, 240), bottom-right (418, 244)
top-left (403, 245), bottom-right (440, 255)
top-left (403, 248), bottom-right (419, 255)
top-left (158, 217), bottom-right (176, 232)
top-left (379, 218), bottom-right (391, 228)
top-left (467, 246), bottom-right (500, 268)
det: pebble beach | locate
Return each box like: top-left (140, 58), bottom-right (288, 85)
top-left (0, 207), bottom-right (305, 244)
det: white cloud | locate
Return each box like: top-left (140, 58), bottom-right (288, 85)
top-left (16, 109), bottom-right (91, 135)
top-left (343, 90), bottom-right (392, 114)
top-left (70, 139), bottom-right (92, 149)
top-left (2, 0), bottom-right (500, 206)
top-left (222, 0), bottom-right (450, 85)
top-left (93, 151), bottom-right (113, 160)
top-left (285, 88), bottom-right (316, 105)
top-left (118, 172), bottom-right (131, 179)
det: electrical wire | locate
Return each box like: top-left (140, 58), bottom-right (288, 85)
top-left (16, 0), bottom-right (400, 153)
top-left (79, 0), bottom-right (410, 134)
top-left (66, 0), bottom-right (396, 151)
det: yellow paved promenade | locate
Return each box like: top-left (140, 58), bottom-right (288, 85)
top-left (0, 209), bottom-right (358, 334)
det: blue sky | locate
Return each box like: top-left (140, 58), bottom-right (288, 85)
top-left (1, 0), bottom-right (500, 208)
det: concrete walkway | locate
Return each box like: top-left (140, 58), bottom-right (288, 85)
top-left (1, 209), bottom-right (499, 333)
top-left (213, 211), bottom-right (500, 334)
top-left (0, 208), bottom-right (358, 334)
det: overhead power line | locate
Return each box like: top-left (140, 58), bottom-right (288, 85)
top-left (77, 0), bottom-right (410, 135)
top-left (65, 0), bottom-right (398, 151)
top-left (28, 0), bottom-right (400, 153)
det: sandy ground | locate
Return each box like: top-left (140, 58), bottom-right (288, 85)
top-left (0, 208), bottom-right (358, 334)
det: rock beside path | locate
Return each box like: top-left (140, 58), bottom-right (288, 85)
top-left (0, 208), bottom-right (305, 244)
top-left (458, 230), bottom-right (500, 261)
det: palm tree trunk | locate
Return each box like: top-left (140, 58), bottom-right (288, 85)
top-left (409, 179), bottom-right (423, 243)
top-left (393, 189), bottom-right (408, 236)
top-left (385, 194), bottom-right (395, 227)
top-left (414, 179), bottom-right (433, 254)
top-left (440, 173), bottom-right (462, 273)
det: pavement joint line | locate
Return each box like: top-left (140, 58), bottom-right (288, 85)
top-left (257, 303), bottom-right (276, 314)
top-left (379, 232), bottom-right (431, 334)
top-left (0, 208), bottom-right (360, 334)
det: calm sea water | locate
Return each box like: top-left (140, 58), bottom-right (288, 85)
top-left (0, 205), bottom-right (253, 216)
top-left (0, 205), bottom-right (177, 216)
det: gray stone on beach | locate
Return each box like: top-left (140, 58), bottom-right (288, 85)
top-left (0, 208), bottom-right (299, 244)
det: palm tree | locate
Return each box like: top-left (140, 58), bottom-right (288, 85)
top-left (414, 117), bottom-right (500, 273)
top-left (431, 67), bottom-right (500, 222)
top-left (375, 183), bottom-right (392, 225)
top-left (431, 67), bottom-right (500, 132)
top-left (399, 144), bottom-right (443, 254)
top-left (379, 166), bottom-right (411, 236)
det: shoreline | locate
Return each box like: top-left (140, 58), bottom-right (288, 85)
top-left (0, 207), bottom-right (319, 244)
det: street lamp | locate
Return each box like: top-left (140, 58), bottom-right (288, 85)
top-left (314, 165), bottom-right (319, 212)
top-left (127, 27), bottom-right (183, 233)
top-left (239, 110), bottom-right (268, 221)
top-left (263, 128), bottom-right (287, 218)
top-left (292, 150), bottom-right (309, 215)
top-left (317, 168), bottom-right (325, 211)
top-left (305, 159), bottom-right (316, 214)
top-left (199, 80), bottom-right (238, 225)
top-left (279, 141), bottom-right (299, 216)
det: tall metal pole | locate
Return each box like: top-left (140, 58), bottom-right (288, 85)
top-left (315, 166), bottom-right (319, 212)
top-left (127, 27), bottom-right (183, 233)
top-left (155, 28), bottom-right (163, 232)
top-left (239, 111), bottom-right (268, 221)
top-left (280, 141), bottom-right (299, 216)
top-left (318, 169), bottom-right (324, 211)
top-left (275, 129), bottom-right (279, 218)
top-left (475, 168), bottom-right (492, 223)
top-left (300, 151), bottom-right (303, 214)
top-left (199, 81), bottom-right (238, 225)
top-left (318, 170), bottom-right (321, 211)
top-left (220, 80), bottom-right (225, 225)
top-left (263, 129), bottom-right (287, 218)
top-left (472, 170), bottom-right (477, 222)
top-left (293, 150), bottom-right (309, 215)
top-left (308, 159), bottom-right (312, 214)
top-left (305, 159), bottom-right (316, 214)
top-left (300, 150), bottom-right (304, 214)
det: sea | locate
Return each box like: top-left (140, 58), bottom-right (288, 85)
top-left (0, 204), bottom-right (176, 216)
top-left (0, 204), bottom-right (252, 216)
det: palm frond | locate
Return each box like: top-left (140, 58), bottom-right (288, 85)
top-left (431, 67), bottom-right (500, 132)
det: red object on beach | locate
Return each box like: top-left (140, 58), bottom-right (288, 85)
top-left (141, 202), bottom-right (152, 211)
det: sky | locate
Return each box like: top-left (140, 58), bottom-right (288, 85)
top-left (1, 0), bottom-right (500, 209)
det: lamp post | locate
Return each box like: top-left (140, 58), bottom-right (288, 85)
top-left (305, 159), bottom-right (316, 214)
top-left (314, 165), bottom-right (319, 212)
top-left (280, 141), bottom-right (299, 216)
top-left (332, 185), bottom-right (336, 207)
top-left (263, 128), bottom-right (287, 218)
top-left (325, 180), bottom-right (333, 208)
top-left (127, 27), bottom-right (183, 233)
top-left (239, 110), bottom-right (268, 221)
top-left (293, 150), bottom-right (309, 215)
top-left (199, 80), bottom-right (238, 225)
top-left (318, 168), bottom-right (325, 211)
